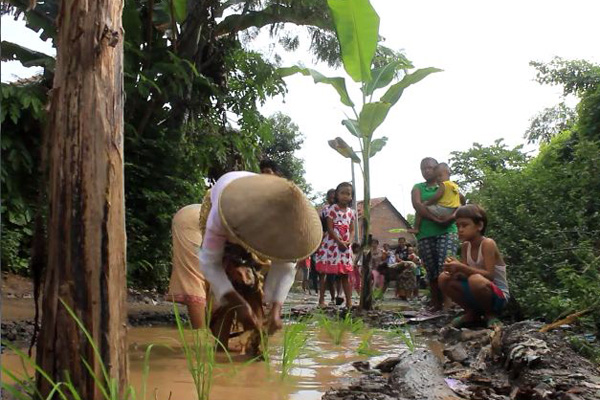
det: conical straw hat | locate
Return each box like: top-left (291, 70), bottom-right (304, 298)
top-left (218, 174), bottom-right (322, 261)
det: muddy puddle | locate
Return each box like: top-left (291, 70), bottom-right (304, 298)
top-left (2, 321), bottom-right (412, 400)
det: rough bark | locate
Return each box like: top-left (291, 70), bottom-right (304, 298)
top-left (35, 0), bottom-right (127, 397)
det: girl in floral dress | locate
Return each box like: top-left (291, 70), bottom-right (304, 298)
top-left (316, 182), bottom-right (355, 307)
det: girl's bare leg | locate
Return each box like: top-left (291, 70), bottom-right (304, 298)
top-left (318, 274), bottom-right (327, 307)
top-left (341, 274), bottom-right (352, 308)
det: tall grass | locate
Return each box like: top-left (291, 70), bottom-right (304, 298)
top-left (280, 321), bottom-right (308, 379)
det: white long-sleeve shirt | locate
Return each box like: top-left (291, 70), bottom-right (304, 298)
top-left (199, 171), bottom-right (296, 304)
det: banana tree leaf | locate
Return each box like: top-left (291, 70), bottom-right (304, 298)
top-left (5, 0), bottom-right (58, 41)
top-left (380, 67), bottom-right (442, 106)
top-left (358, 101), bottom-right (391, 139)
top-left (278, 66), bottom-right (354, 107)
top-left (342, 119), bottom-right (362, 138)
top-left (327, 0), bottom-right (379, 83)
top-left (363, 57), bottom-right (412, 96)
top-left (369, 136), bottom-right (388, 158)
top-left (1, 41), bottom-right (55, 70)
top-left (173, 0), bottom-right (187, 23)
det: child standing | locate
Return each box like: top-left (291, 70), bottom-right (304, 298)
top-left (410, 163), bottom-right (462, 234)
top-left (438, 204), bottom-right (510, 328)
top-left (315, 182), bottom-right (355, 308)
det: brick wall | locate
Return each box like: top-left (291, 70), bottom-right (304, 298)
top-left (358, 200), bottom-right (416, 246)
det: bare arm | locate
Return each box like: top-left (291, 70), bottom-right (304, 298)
top-left (444, 240), bottom-right (495, 280)
top-left (411, 186), bottom-right (443, 223)
top-left (327, 217), bottom-right (342, 244)
top-left (348, 218), bottom-right (355, 245)
top-left (424, 185), bottom-right (445, 206)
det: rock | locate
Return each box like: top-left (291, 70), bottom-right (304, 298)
top-left (471, 345), bottom-right (492, 370)
top-left (443, 343), bottom-right (469, 363)
top-left (390, 349), bottom-right (458, 400)
top-left (460, 329), bottom-right (491, 343)
top-left (374, 357), bottom-right (401, 373)
top-left (533, 382), bottom-right (553, 398)
top-left (441, 326), bottom-right (461, 342)
top-left (352, 361), bottom-right (370, 372)
top-left (363, 369), bottom-right (383, 376)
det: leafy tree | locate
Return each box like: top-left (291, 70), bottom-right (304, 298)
top-left (0, 79), bottom-right (48, 274)
top-left (260, 112), bottom-right (312, 194)
top-left (525, 57), bottom-right (600, 144)
top-left (1, 0), bottom-right (339, 289)
top-left (449, 139), bottom-right (530, 195)
top-left (450, 58), bottom-right (600, 334)
top-left (525, 102), bottom-right (577, 144)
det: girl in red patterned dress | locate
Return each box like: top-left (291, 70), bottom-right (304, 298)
top-left (316, 182), bottom-right (355, 307)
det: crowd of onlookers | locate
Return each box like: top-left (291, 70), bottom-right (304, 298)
top-left (295, 156), bottom-right (510, 329)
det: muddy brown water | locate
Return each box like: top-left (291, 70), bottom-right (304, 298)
top-left (2, 293), bottom-right (413, 400)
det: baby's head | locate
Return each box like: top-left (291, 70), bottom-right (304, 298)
top-left (435, 163), bottom-right (451, 183)
top-left (383, 243), bottom-right (390, 251)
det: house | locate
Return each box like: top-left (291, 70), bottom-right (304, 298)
top-left (356, 197), bottom-right (415, 245)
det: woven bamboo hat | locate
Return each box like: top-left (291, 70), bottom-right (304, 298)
top-left (218, 174), bottom-right (322, 261)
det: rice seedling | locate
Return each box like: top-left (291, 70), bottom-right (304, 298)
top-left (317, 311), bottom-right (365, 345)
top-left (386, 325), bottom-right (417, 352)
top-left (280, 321), bottom-right (309, 379)
top-left (173, 301), bottom-right (232, 400)
top-left (1, 298), bottom-right (162, 400)
top-left (372, 287), bottom-right (385, 302)
top-left (356, 329), bottom-right (381, 356)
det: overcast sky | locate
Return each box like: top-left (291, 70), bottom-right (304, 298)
top-left (3, 0), bottom-right (600, 219)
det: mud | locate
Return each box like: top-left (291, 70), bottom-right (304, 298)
top-left (3, 272), bottom-right (600, 400)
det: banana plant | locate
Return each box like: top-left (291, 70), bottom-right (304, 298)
top-left (279, 0), bottom-right (441, 309)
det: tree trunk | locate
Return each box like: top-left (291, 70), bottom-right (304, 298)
top-left (359, 148), bottom-right (373, 310)
top-left (36, 0), bottom-right (127, 397)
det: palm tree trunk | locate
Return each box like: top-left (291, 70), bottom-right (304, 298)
top-left (36, 0), bottom-right (127, 397)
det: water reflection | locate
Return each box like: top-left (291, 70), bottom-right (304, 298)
top-left (4, 320), bottom-right (410, 400)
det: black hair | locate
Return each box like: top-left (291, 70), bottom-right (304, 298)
top-left (259, 159), bottom-right (278, 173)
top-left (334, 182), bottom-right (353, 204)
top-left (420, 157), bottom-right (438, 167)
top-left (326, 188), bottom-right (336, 196)
top-left (405, 243), bottom-right (413, 248)
top-left (371, 238), bottom-right (379, 245)
top-left (351, 243), bottom-right (360, 252)
top-left (455, 204), bottom-right (488, 235)
top-left (397, 237), bottom-right (406, 242)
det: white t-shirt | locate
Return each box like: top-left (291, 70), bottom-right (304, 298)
top-left (199, 171), bottom-right (296, 304)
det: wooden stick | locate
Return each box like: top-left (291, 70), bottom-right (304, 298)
top-left (539, 308), bottom-right (591, 333)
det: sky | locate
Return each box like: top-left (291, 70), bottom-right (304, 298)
top-left (3, 0), bottom-right (600, 217)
